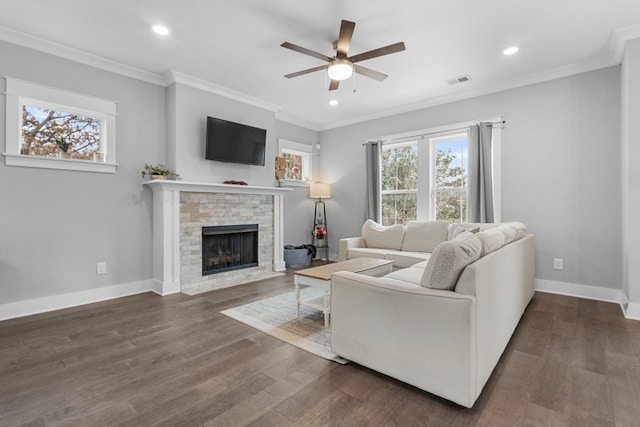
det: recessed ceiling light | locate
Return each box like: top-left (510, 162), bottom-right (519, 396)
top-left (329, 99), bottom-right (339, 106)
top-left (503, 46), bottom-right (519, 56)
top-left (152, 25), bottom-right (169, 36)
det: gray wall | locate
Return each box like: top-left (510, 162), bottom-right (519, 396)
top-left (171, 84), bottom-right (277, 185)
top-left (275, 120), bottom-right (319, 247)
top-left (319, 67), bottom-right (622, 289)
top-left (0, 42), bottom-right (165, 303)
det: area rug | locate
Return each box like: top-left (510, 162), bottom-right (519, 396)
top-left (220, 287), bottom-right (348, 364)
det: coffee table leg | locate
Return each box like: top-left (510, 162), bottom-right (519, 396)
top-left (324, 290), bottom-right (330, 327)
top-left (294, 277), bottom-right (301, 319)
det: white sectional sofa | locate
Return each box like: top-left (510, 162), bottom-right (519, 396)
top-left (331, 220), bottom-right (534, 408)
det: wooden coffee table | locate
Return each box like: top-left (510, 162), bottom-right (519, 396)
top-left (294, 257), bottom-right (393, 327)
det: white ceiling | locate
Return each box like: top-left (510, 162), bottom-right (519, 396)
top-left (1, 1), bottom-right (639, 130)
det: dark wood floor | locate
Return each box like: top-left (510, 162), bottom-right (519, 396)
top-left (1, 270), bottom-right (640, 427)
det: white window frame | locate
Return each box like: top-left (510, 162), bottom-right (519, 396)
top-left (379, 117), bottom-right (502, 223)
top-left (278, 139), bottom-right (313, 187)
top-left (3, 77), bottom-right (118, 173)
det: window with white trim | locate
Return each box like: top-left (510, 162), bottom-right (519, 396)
top-left (380, 119), bottom-right (501, 225)
top-left (4, 77), bottom-right (117, 173)
top-left (278, 139), bottom-right (312, 184)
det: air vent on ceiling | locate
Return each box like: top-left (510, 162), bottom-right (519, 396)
top-left (447, 75), bottom-right (472, 85)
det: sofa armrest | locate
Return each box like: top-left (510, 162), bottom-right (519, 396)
top-left (338, 237), bottom-right (366, 261)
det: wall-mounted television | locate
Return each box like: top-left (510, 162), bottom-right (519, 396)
top-left (205, 117), bottom-right (266, 166)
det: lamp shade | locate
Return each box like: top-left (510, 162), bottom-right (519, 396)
top-left (309, 182), bottom-right (331, 199)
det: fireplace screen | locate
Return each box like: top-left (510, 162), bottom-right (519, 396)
top-left (202, 224), bottom-right (258, 275)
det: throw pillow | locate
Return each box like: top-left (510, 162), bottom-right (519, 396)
top-left (401, 220), bottom-right (449, 253)
top-left (420, 231), bottom-right (482, 290)
top-left (361, 219), bottom-right (405, 250)
top-left (451, 225), bottom-right (480, 239)
top-left (476, 228), bottom-right (506, 256)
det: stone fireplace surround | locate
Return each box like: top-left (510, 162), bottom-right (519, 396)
top-left (143, 180), bottom-right (291, 295)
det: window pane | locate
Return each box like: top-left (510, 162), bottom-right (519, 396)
top-left (381, 192), bottom-right (417, 225)
top-left (435, 188), bottom-right (467, 222)
top-left (434, 137), bottom-right (468, 223)
top-left (283, 152), bottom-right (303, 180)
top-left (22, 105), bottom-right (101, 160)
top-left (382, 144), bottom-right (418, 191)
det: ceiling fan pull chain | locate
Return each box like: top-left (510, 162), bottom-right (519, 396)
top-left (353, 70), bottom-right (357, 93)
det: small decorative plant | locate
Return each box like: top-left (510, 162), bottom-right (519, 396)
top-left (141, 163), bottom-right (180, 179)
top-left (55, 138), bottom-right (72, 153)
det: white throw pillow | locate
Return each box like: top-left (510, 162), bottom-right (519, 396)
top-left (361, 219), bottom-right (405, 250)
top-left (420, 232), bottom-right (482, 290)
top-left (476, 228), bottom-right (506, 256)
top-left (451, 225), bottom-right (480, 239)
top-left (401, 220), bottom-right (449, 253)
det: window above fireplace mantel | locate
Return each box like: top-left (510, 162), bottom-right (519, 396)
top-left (142, 180), bottom-right (293, 196)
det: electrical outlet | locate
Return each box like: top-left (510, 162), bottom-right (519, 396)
top-left (96, 262), bottom-right (107, 275)
top-left (553, 258), bottom-right (563, 270)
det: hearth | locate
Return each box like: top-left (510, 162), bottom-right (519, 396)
top-left (202, 224), bottom-right (258, 275)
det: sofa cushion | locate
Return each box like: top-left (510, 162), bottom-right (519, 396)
top-left (347, 247), bottom-right (388, 260)
top-left (476, 228), bottom-right (506, 256)
top-left (401, 220), bottom-right (449, 252)
top-left (496, 222), bottom-right (526, 243)
top-left (362, 219), bottom-right (405, 250)
top-left (385, 250), bottom-right (431, 268)
top-left (385, 267), bottom-right (424, 285)
top-left (420, 232), bottom-right (482, 290)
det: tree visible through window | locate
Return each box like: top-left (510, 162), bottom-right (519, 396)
top-left (433, 136), bottom-right (468, 223)
top-left (380, 133), bottom-right (469, 225)
top-left (22, 105), bottom-right (102, 160)
top-left (381, 142), bottom-right (418, 225)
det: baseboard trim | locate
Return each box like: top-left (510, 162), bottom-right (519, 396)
top-left (535, 279), bottom-right (624, 304)
top-left (622, 301), bottom-right (640, 320)
top-left (0, 280), bottom-right (154, 321)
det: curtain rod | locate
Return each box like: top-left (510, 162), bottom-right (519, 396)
top-left (365, 120), bottom-right (506, 145)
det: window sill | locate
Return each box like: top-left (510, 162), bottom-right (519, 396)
top-left (281, 179), bottom-right (310, 188)
top-left (3, 153), bottom-right (118, 174)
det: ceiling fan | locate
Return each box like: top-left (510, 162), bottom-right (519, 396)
top-left (281, 19), bottom-right (406, 91)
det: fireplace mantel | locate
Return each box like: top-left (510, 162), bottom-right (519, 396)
top-left (143, 180), bottom-right (292, 295)
top-left (143, 180), bottom-right (292, 196)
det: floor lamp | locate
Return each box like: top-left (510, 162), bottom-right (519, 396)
top-left (310, 182), bottom-right (331, 261)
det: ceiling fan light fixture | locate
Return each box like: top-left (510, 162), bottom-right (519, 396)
top-left (327, 59), bottom-right (353, 81)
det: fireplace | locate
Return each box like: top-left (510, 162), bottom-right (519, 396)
top-left (202, 224), bottom-right (259, 275)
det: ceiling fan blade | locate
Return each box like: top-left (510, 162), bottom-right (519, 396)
top-left (349, 41), bottom-right (406, 63)
top-left (281, 42), bottom-right (333, 62)
top-left (336, 20), bottom-right (355, 57)
top-left (329, 79), bottom-right (340, 91)
top-left (354, 64), bottom-right (388, 81)
top-left (285, 65), bottom-right (328, 78)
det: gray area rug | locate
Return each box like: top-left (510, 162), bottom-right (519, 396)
top-left (221, 287), bottom-right (348, 364)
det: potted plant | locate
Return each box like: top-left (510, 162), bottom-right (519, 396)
top-left (55, 138), bottom-right (72, 159)
top-left (141, 163), bottom-right (180, 180)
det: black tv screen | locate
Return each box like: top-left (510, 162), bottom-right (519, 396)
top-left (205, 117), bottom-right (266, 166)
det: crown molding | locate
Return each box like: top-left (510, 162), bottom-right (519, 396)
top-left (610, 23), bottom-right (640, 63)
top-left (0, 24), bottom-right (165, 86)
top-left (318, 55), bottom-right (619, 131)
top-left (165, 70), bottom-right (281, 113)
top-left (275, 112), bottom-right (321, 131)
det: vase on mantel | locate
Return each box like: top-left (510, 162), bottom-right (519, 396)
top-left (150, 175), bottom-right (166, 180)
top-left (60, 151), bottom-right (72, 160)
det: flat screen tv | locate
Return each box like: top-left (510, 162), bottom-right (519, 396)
top-left (205, 117), bottom-right (266, 166)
